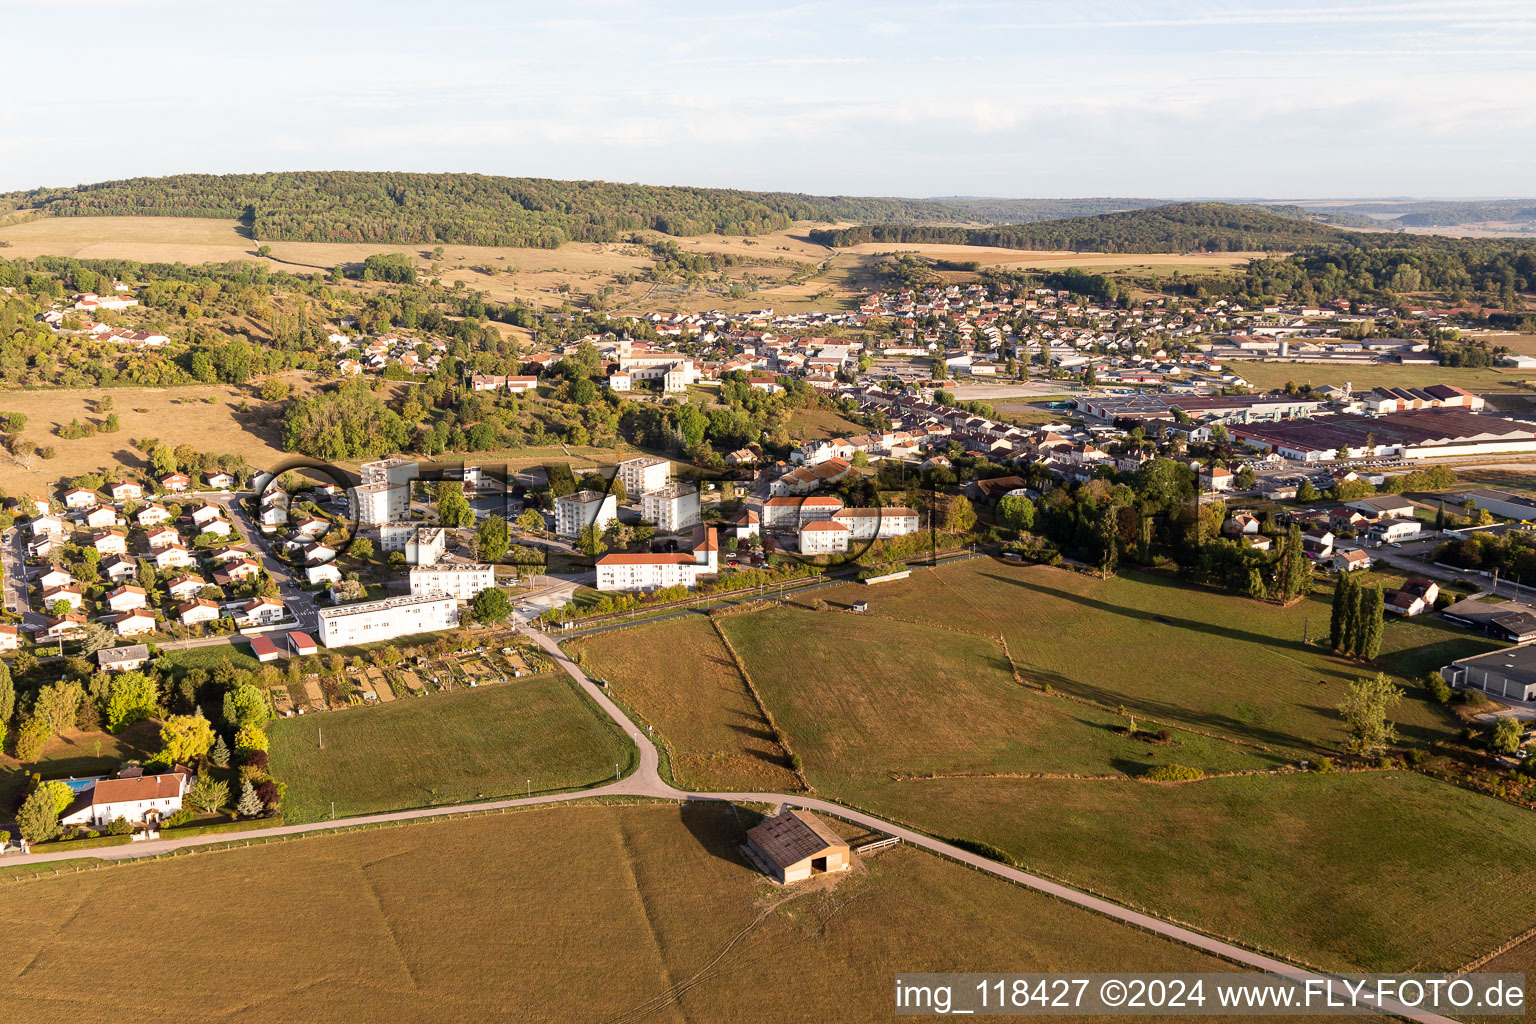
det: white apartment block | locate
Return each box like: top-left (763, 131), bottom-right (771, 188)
top-left (408, 563), bottom-right (495, 601)
top-left (617, 456), bottom-right (671, 498)
top-left (641, 483), bottom-right (700, 533)
top-left (760, 495), bottom-right (843, 529)
top-left (349, 482), bottom-right (396, 527)
top-left (799, 521), bottom-right (850, 555)
top-left (354, 457), bottom-right (418, 523)
top-left (832, 506), bottom-right (921, 540)
top-left (317, 593), bottom-right (458, 648)
top-left (379, 523), bottom-right (446, 564)
top-left (554, 490), bottom-right (617, 538)
top-left (594, 553), bottom-right (700, 592)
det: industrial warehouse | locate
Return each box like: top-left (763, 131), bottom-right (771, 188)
top-left (1231, 409), bottom-right (1536, 461)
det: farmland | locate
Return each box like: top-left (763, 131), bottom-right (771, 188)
top-left (846, 771), bottom-right (1536, 974)
top-left (569, 615), bottom-right (800, 792)
top-left (781, 560), bottom-right (1486, 755)
top-left (268, 677), bottom-right (634, 823)
top-left (567, 559), bottom-right (1528, 973)
top-left (0, 802), bottom-right (1258, 1024)
top-left (1227, 360), bottom-right (1529, 393)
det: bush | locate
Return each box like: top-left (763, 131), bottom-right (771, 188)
top-left (1313, 756), bottom-right (1334, 773)
top-left (162, 808), bottom-right (194, 828)
top-left (788, 753), bottom-right (804, 771)
top-left (1142, 763), bottom-right (1204, 782)
top-left (104, 816), bottom-right (133, 836)
top-left (1423, 674), bottom-right (1453, 704)
top-left (947, 838), bottom-right (1014, 865)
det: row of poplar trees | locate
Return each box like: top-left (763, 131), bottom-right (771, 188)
top-left (1331, 572), bottom-right (1384, 660)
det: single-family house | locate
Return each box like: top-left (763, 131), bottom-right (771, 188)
top-left (154, 545), bottom-right (196, 570)
top-left (109, 481), bottom-right (143, 502)
top-left (1333, 549), bottom-right (1372, 573)
top-left (111, 609), bottom-right (159, 637)
top-left (104, 584), bottom-right (149, 613)
top-left (60, 769), bottom-right (191, 829)
top-left (97, 644), bottom-right (150, 672)
top-left (62, 487), bottom-right (97, 509)
top-left (176, 599), bottom-right (220, 626)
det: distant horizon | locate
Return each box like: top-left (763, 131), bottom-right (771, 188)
top-left (3, 170), bottom-right (1533, 207)
top-left (2, 0), bottom-right (1530, 197)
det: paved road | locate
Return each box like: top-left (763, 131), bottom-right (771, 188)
top-left (1, 620), bottom-right (1459, 1022)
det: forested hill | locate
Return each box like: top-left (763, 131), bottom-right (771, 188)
top-left (1, 171), bottom-right (965, 248)
top-left (807, 202), bottom-right (1353, 253)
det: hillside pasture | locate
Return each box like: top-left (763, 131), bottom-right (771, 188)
top-left (0, 384), bottom-right (289, 495)
top-left (569, 615), bottom-right (800, 792)
top-left (0, 802), bottom-right (1256, 1024)
top-left (784, 560), bottom-right (1482, 756)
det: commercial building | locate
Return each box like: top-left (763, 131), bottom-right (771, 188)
top-left (1457, 488), bottom-right (1536, 522)
top-left (641, 483), bottom-right (701, 533)
top-left (617, 456), bottom-right (672, 498)
top-left (316, 593), bottom-right (458, 647)
top-left (408, 563), bottom-right (496, 601)
top-left (1442, 645), bottom-right (1536, 702)
top-left (554, 490), bottom-right (617, 538)
top-left (1234, 410), bottom-right (1536, 462)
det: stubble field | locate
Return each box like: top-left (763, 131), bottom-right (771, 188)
top-left (0, 802), bottom-right (1265, 1024)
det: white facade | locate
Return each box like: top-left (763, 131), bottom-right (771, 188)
top-left (317, 592), bottom-right (458, 647)
top-left (349, 482), bottom-right (396, 527)
top-left (554, 490), bottom-right (617, 538)
top-left (61, 771), bottom-right (188, 829)
top-left (641, 484), bottom-right (700, 533)
top-left (595, 554), bottom-right (699, 592)
top-left (380, 523), bottom-right (446, 564)
top-left (761, 496), bottom-right (843, 529)
top-left (832, 507), bottom-right (920, 540)
top-left (799, 521), bottom-right (851, 554)
top-left (617, 457), bottom-right (670, 498)
top-left (408, 564), bottom-right (495, 601)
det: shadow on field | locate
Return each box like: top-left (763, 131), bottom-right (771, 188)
top-left (980, 571), bottom-right (1315, 654)
top-left (679, 800), bottom-right (751, 867)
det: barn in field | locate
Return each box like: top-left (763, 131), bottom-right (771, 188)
top-left (745, 806), bottom-right (851, 884)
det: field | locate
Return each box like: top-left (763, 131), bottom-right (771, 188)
top-left (0, 384), bottom-right (289, 494)
top-left (567, 559), bottom-right (1528, 972)
top-left (781, 560), bottom-right (1485, 756)
top-left (569, 615), bottom-right (800, 792)
top-left (716, 608), bottom-right (1287, 786)
top-left (1227, 360), bottom-right (1530, 393)
top-left (783, 405), bottom-right (868, 441)
top-left (837, 240), bottom-right (1265, 274)
top-left (267, 677), bottom-right (634, 822)
top-left (846, 771), bottom-right (1536, 974)
top-left (0, 802), bottom-right (1264, 1024)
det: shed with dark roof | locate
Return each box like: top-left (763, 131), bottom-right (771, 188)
top-left (745, 807), bottom-right (850, 883)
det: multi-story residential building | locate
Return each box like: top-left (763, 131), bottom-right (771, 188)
top-left (799, 520), bottom-right (850, 554)
top-left (641, 483), bottom-right (700, 533)
top-left (408, 563), bottom-right (495, 601)
top-left (831, 506), bottom-right (920, 540)
top-left (617, 456), bottom-right (671, 498)
top-left (554, 490), bottom-right (617, 538)
top-left (352, 457), bottom-right (418, 524)
top-left (379, 523), bottom-right (446, 564)
top-left (349, 482), bottom-right (396, 527)
top-left (316, 593), bottom-right (458, 647)
top-left (594, 553), bottom-right (700, 592)
top-left (761, 495), bottom-right (843, 529)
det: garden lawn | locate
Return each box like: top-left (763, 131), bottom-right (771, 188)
top-left (268, 676), bottom-right (633, 822)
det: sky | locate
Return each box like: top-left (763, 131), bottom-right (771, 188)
top-left (1, 0), bottom-right (1532, 199)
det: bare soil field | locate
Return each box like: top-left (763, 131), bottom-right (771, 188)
top-left (0, 802), bottom-right (1252, 1024)
top-left (0, 383), bottom-right (289, 494)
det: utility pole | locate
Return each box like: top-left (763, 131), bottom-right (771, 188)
top-left (318, 727), bottom-right (323, 749)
